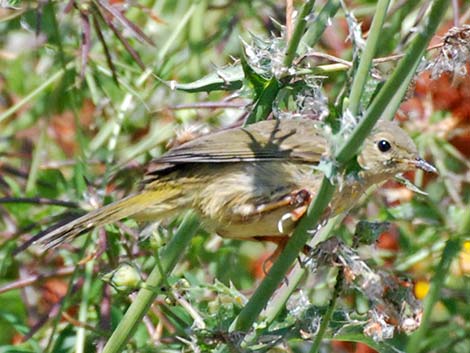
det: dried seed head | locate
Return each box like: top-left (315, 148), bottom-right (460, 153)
top-left (286, 290), bottom-right (311, 319)
top-left (273, 78), bottom-right (329, 121)
top-left (364, 310), bottom-right (395, 342)
top-left (429, 25), bottom-right (470, 80)
top-left (243, 34), bottom-right (288, 79)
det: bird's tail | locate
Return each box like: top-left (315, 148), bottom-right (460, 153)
top-left (24, 187), bottom-right (185, 251)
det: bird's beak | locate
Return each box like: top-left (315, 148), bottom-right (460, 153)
top-left (413, 157), bottom-right (438, 174)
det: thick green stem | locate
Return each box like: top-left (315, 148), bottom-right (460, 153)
top-left (284, 0), bottom-right (317, 68)
top-left (262, 215), bottom-right (342, 324)
top-left (233, 178), bottom-right (335, 332)
top-left (337, 0), bottom-right (451, 164)
top-left (296, 4), bottom-right (390, 346)
top-left (231, 0), bottom-right (450, 339)
top-left (301, 0), bottom-right (341, 53)
top-left (309, 270), bottom-right (344, 353)
top-left (407, 208), bottom-right (469, 352)
top-left (348, 0), bottom-right (391, 115)
top-left (102, 213), bottom-right (199, 353)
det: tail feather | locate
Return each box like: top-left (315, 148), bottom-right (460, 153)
top-left (36, 189), bottom-right (182, 250)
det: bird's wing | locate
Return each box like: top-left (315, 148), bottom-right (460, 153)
top-left (150, 119), bottom-right (329, 167)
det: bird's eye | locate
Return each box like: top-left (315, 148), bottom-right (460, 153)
top-left (377, 139), bottom-right (391, 152)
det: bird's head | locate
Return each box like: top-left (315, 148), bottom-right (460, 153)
top-left (357, 120), bottom-right (437, 176)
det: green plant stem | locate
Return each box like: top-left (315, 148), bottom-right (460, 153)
top-left (262, 215), bottom-right (342, 324)
top-left (101, 213), bottom-right (199, 353)
top-left (301, 0), bottom-right (341, 53)
top-left (381, 64), bottom-right (418, 122)
top-left (348, 0), bottom-right (391, 115)
top-left (243, 77), bottom-right (279, 125)
top-left (231, 0), bottom-right (449, 339)
top-left (233, 178), bottom-right (336, 332)
top-left (309, 269), bottom-right (344, 353)
top-left (157, 3), bottom-right (197, 62)
top-left (0, 62), bottom-right (73, 124)
top-left (336, 0), bottom-right (450, 164)
top-left (305, 1), bottom-right (390, 347)
top-left (283, 0), bottom-right (317, 68)
top-left (26, 122), bottom-right (46, 194)
top-left (407, 208), bottom-right (469, 352)
top-left (406, 238), bottom-right (461, 353)
top-left (75, 259), bottom-right (95, 353)
top-left (458, 207), bottom-right (470, 235)
top-left (44, 235), bottom-right (93, 353)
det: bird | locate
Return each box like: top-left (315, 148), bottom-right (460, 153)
top-left (23, 118), bottom-right (436, 251)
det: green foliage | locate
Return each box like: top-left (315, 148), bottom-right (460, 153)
top-left (0, 1), bottom-right (468, 353)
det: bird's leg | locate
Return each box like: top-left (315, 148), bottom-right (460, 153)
top-left (253, 235), bottom-right (313, 258)
top-left (252, 188), bottom-right (311, 215)
top-left (260, 236), bottom-right (289, 276)
top-left (252, 235), bottom-right (313, 282)
top-left (221, 188), bottom-right (313, 231)
top-left (276, 189), bottom-right (312, 234)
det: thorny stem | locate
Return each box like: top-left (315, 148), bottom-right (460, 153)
top-left (101, 213), bottom-right (199, 353)
top-left (308, 269), bottom-right (344, 353)
top-left (336, 0), bottom-right (451, 164)
top-left (244, 0), bottom-right (323, 125)
top-left (304, 0), bottom-right (390, 353)
top-left (231, 0), bottom-right (450, 343)
top-left (406, 208), bottom-right (469, 352)
top-left (348, 0), bottom-right (391, 116)
top-left (283, 0), bottom-right (317, 68)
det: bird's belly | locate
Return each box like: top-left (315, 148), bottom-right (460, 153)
top-left (206, 175), bottom-right (368, 239)
top-left (194, 162), bottom-right (319, 239)
top-left (209, 203), bottom-right (299, 239)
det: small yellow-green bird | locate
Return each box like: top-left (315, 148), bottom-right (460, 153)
top-left (31, 118), bottom-right (436, 250)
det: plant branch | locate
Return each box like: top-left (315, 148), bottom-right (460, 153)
top-left (231, 0), bottom-right (450, 339)
top-left (336, 0), bottom-right (451, 164)
top-left (348, 0), bottom-right (391, 115)
top-left (101, 212), bottom-right (199, 353)
top-left (407, 207), bottom-right (469, 352)
top-left (309, 269), bottom-right (344, 353)
top-left (283, 0), bottom-right (317, 68)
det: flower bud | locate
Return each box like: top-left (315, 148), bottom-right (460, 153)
top-left (102, 263), bottom-right (142, 292)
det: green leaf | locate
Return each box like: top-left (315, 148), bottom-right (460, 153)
top-left (333, 325), bottom-right (405, 353)
top-left (354, 220), bottom-right (390, 245)
top-left (0, 311), bottom-right (29, 336)
top-left (394, 175), bottom-right (428, 196)
top-left (0, 346), bottom-right (36, 353)
top-left (333, 333), bottom-right (402, 353)
top-left (168, 65), bottom-right (244, 92)
top-left (241, 53), bottom-right (268, 97)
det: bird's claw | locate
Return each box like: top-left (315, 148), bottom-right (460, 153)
top-left (277, 189), bottom-right (312, 234)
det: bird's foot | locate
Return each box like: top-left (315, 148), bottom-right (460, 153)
top-left (277, 189), bottom-right (312, 233)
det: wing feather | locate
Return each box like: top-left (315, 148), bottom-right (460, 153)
top-left (146, 119), bottom-right (329, 176)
